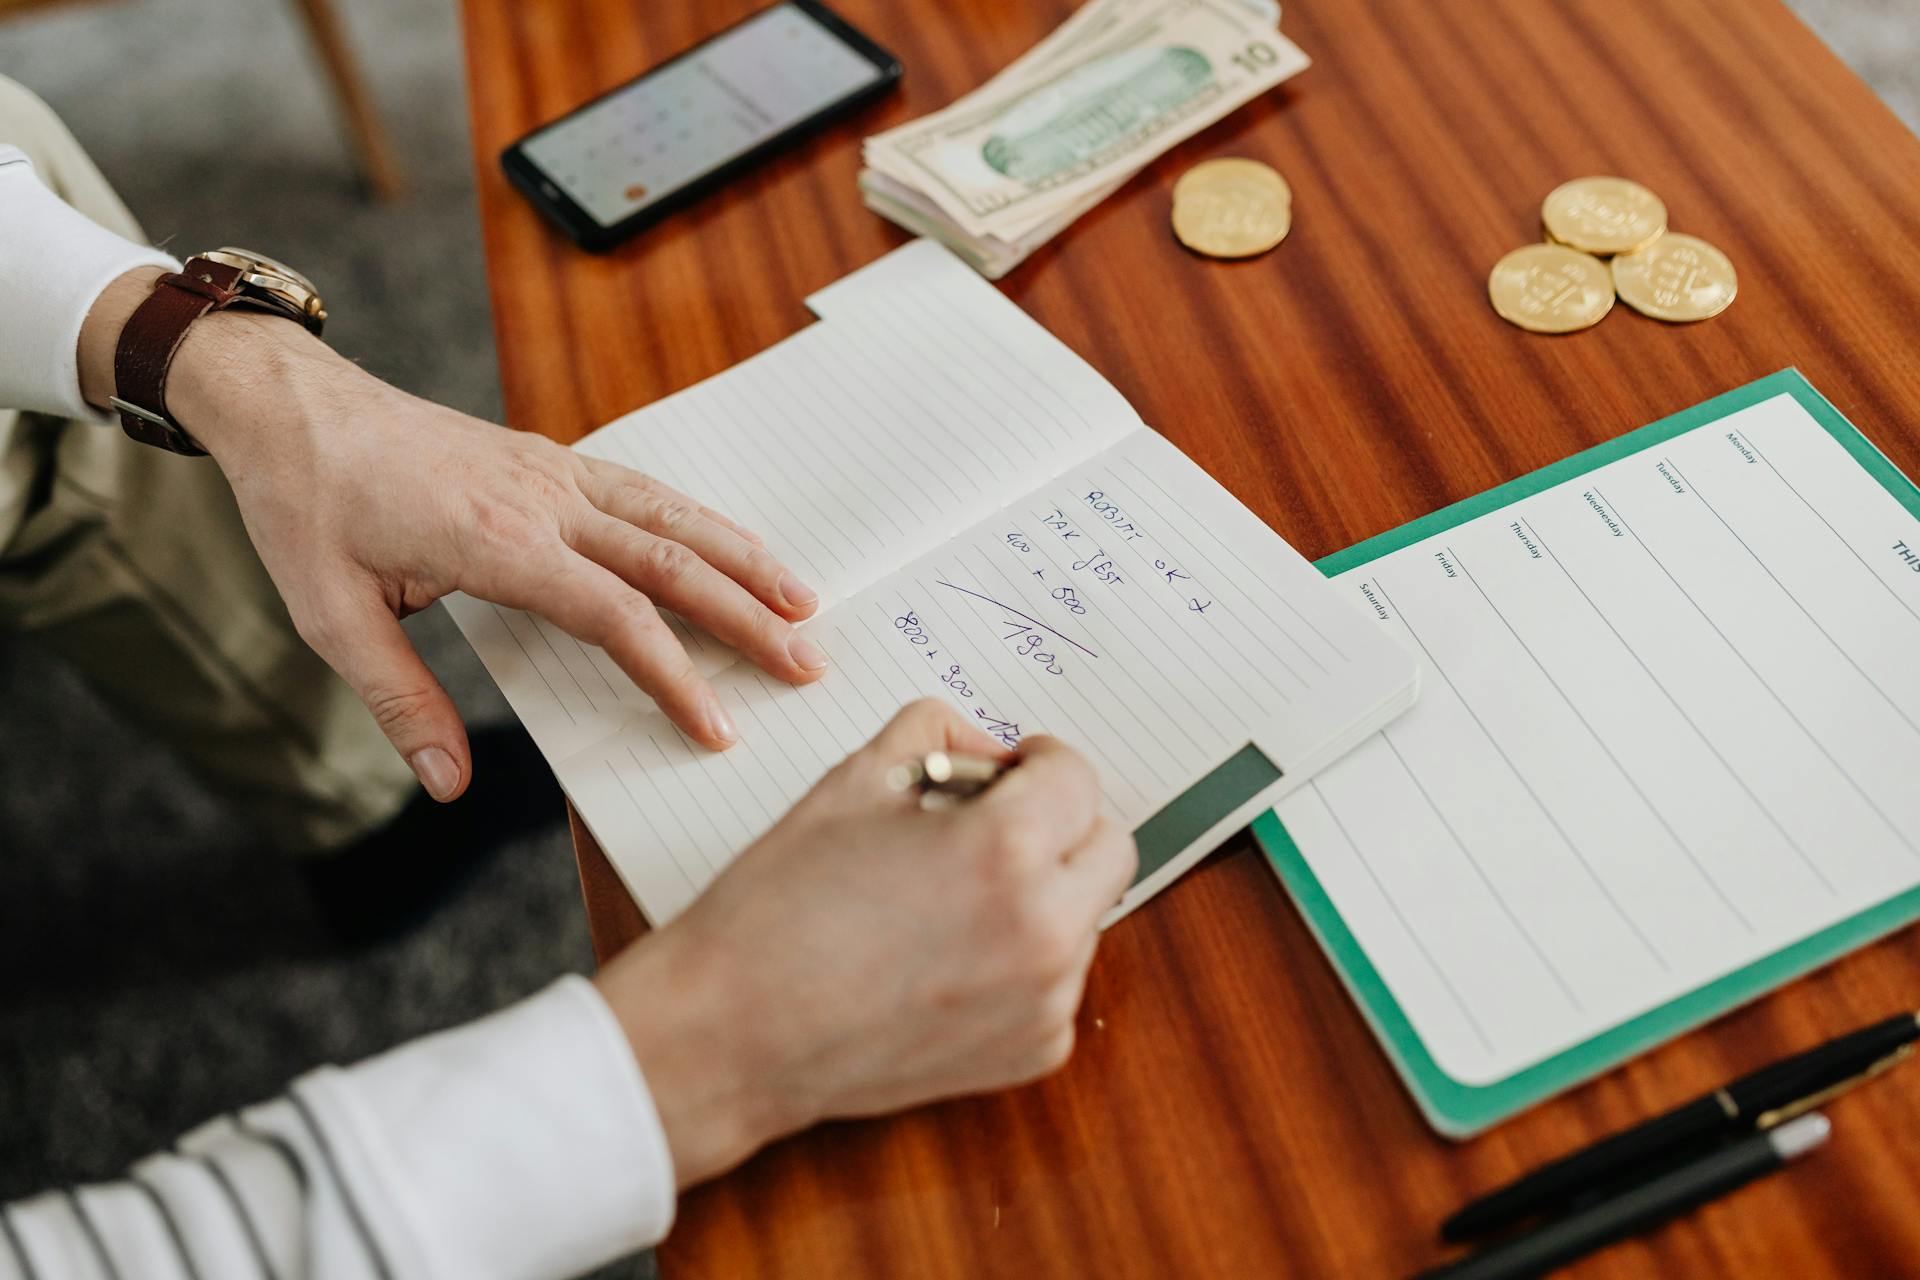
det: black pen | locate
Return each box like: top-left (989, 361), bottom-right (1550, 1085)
top-left (1442, 1011), bottom-right (1919, 1241)
top-left (1414, 1114), bottom-right (1831, 1280)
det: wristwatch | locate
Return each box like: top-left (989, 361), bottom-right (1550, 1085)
top-left (110, 248), bottom-right (327, 455)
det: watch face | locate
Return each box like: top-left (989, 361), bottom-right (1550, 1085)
top-left (206, 247), bottom-right (319, 295)
top-left (204, 246), bottom-right (325, 330)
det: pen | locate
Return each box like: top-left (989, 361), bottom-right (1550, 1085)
top-left (1413, 1113), bottom-right (1831, 1280)
top-left (1442, 1010), bottom-right (1920, 1241)
top-left (887, 750), bottom-right (1010, 806)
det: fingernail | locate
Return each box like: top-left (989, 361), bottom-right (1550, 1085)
top-left (779, 572), bottom-right (819, 610)
top-left (410, 747), bottom-right (459, 802)
top-left (788, 633), bottom-right (829, 672)
top-left (707, 697), bottom-right (738, 746)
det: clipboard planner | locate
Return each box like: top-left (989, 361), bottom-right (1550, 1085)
top-left (1256, 370), bottom-right (1920, 1137)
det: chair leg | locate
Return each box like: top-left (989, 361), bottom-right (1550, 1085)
top-left (288, 0), bottom-right (404, 201)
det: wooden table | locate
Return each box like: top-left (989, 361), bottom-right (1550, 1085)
top-left (458, 1), bottom-right (1920, 1274)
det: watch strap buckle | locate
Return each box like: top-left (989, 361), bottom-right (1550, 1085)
top-left (108, 395), bottom-right (207, 456)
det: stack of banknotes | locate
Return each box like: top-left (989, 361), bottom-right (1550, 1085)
top-left (861, 0), bottom-right (1310, 278)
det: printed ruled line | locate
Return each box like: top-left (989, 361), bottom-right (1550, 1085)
top-left (766, 350), bottom-right (924, 529)
top-left (776, 341), bottom-right (949, 508)
top-left (749, 670), bottom-right (837, 777)
top-left (973, 550), bottom-right (1214, 762)
top-left (1077, 477), bottom-right (1316, 697)
top-left (668, 723), bottom-right (768, 847)
top-left (810, 327), bottom-right (976, 482)
top-left (642, 735), bottom-right (732, 875)
top-left (1377, 731), bottom-right (1585, 1014)
top-left (729, 686), bottom-right (814, 797)
top-left (872, 299), bottom-right (1051, 463)
top-left (897, 287), bottom-right (1110, 440)
top-left (726, 370), bottom-right (892, 550)
top-left (1664, 455), bottom-right (1920, 745)
top-left (947, 553), bottom-right (1195, 779)
top-left (830, 624), bottom-right (894, 725)
top-left (708, 378), bottom-right (865, 568)
top-left (1518, 514), bottom-right (1832, 897)
top-left (1450, 541), bottom-right (1749, 938)
top-left (1731, 428), bottom-right (1920, 629)
top-left (489, 604), bottom-right (578, 726)
top-left (1373, 574), bottom-right (1681, 966)
top-left (1028, 500), bottom-right (1297, 705)
top-left (1009, 525), bottom-right (1273, 721)
top-left (656, 394), bottom-right (845, 577)
top-left (526, 616), bottom-right (601, 715)
top-left (609, 761), bottom-right (700, 892)
top-left (908, 585), bottom-right (1153, 809)
top-left (1120, 456), bottom-right (1349, 671)
top-left (1307, 780), bottom-right (1498, 1055)
top-left (935, 577), bottom-right (1100, 657)
top-left (839, 308), bottom-right (1028, 471)
top-left (1593, 483), bottom-right (1920, 861)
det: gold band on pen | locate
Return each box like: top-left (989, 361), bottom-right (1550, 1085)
top-left (887, 750), bottom-right (1008, 804)
top-left (1754, 1042), bottom-right (1919, 1130)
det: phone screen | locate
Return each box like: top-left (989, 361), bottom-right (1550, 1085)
top-left (519, 3), bottom-right (889, 229)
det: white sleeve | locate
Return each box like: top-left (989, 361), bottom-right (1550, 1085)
top-left (0, 976), bottom-right (678, 1280)
top-left (0, 143), bottom-right (178, 420)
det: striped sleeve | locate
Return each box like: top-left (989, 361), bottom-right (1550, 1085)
top-left (1, 976), bottom-right (677, 1280)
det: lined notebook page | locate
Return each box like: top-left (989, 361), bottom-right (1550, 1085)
top-left (445, 241), bottom-right (1142, 761)
top-left (1272, 391), bottom-right (1920, 1086)
top-left (561, 427), bottom-right (1418, 923)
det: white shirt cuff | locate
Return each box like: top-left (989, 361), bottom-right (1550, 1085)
top-left (0, 144), bottom-right (179, 421)
top-left (296, 975), bottom-right (677, 1280)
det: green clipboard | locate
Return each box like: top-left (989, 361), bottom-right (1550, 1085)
top-left (1251, 369), bottom-right (1920, 1137)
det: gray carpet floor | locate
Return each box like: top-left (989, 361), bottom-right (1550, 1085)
top-left (0, 0), bottom-right (1913, 1274)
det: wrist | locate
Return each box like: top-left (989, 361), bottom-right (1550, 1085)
top-left (76, 263), bottom-right (363, 462)
top-left (165, 305), bottom-right (348, 459)
top-left (595, 922), bottom-right (803, 1189)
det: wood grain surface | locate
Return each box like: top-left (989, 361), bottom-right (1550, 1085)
top-left (458, 1), bottom-right (1920, 1274)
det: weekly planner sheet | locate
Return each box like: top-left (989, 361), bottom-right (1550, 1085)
top-left (449, 241), bottom-right (1418, 924)
top-left (1258, 372), bottom-right (1920, 1135)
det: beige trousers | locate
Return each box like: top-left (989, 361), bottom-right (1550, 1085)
top-left (0, 76), bottom-right (415, 854)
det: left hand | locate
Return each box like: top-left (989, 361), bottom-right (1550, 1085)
top-left (83, 271), bottom-right (828, 800)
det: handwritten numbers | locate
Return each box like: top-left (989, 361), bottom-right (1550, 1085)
top-left (972, 709), bottom-right (1022, 749)
top-left (999, 618), bottom-right (1066, 676)
top-left (1050, 586), bottom-right (1088, 615)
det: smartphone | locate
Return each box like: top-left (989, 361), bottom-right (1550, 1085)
top-left (502, 1), bottom-right (901, 252)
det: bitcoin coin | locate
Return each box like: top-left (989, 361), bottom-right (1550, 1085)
top-left (1610, 232), bottom-right (1737, 322)
top-left (1171, 158), bottom-right (1293, 259)
top-left (1173, 157), bottom-right (1293, 207)
top-left (1541, 177), bottom-right (1668, 256)
top-left (1488, 244), bottom-right (1615, 333)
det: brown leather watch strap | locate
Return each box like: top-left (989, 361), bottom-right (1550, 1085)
top-left (111, 257), bottom-right (248, 455)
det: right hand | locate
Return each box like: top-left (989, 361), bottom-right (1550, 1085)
top-left (595, 700), bottom-right (1137, 1187)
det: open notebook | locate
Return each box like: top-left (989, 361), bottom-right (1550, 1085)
top-left (1257, 372), bottom-right (1920, 1136)
top-left (448, 241), bottom-right (1418, 924)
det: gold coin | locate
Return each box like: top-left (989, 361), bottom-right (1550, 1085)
top-left (1488, 244), bottom-right (1615, 334)
top-left (1173, 157), bottom-right (1292, 207)
top-left (1610, 232), bottom-right (1737, 322)
top-left (1171, 158), bottom-right (1293, 259)
top-left (1540, 177), bottom-right (1668, 256)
